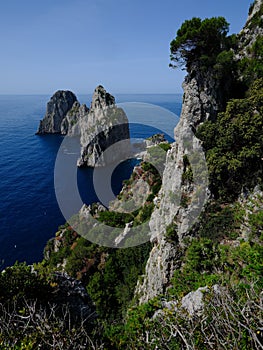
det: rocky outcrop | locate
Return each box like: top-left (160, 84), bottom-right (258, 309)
top-left (36, 85), bottom-right (130, 167)
top-left (237, 0), bottom-right (263, 58)
top-left (248, 0), bottom-right (263, 20)
top-left (153, 285), bottom-right (222, 320)
top-left (36, 90), bottom-right (77, 134)
top-left (52, 272), bottom-right (96, 322)
top-left (77, 85), bottom-right (130, 167)
top-left (61, 101), bottom-right (89, 136)
top-left (136, 72), bottom-right (211, 303)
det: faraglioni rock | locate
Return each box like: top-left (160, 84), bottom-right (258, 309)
top-left (36, 85), bottom-right (130, 167)
top-left (61, 101), bottom-right (89, 136)
top-left (36, 90), bottom-right (77, 134)
top-left (77, 85), bottom-right (131, 167)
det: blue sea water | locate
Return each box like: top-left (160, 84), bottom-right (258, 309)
top-left (0, 94), bottom-right (182, 268)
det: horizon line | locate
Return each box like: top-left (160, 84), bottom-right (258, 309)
top-left (0, 92), bottom-right (184, 96)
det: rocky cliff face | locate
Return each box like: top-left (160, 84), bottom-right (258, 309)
top-left (136, 2), bottom-right (263, 303)
top-left (136, 72), bottom-right (211, 303)
top-left (36, 90), bottom-right (77, 134)
top-left (237, 0), bottom-right (263, 58)
top-left (77, 85), bottom-right (130, 167)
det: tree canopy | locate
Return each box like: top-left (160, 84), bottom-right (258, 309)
top-left (170, 17), bottom-right (230, 71)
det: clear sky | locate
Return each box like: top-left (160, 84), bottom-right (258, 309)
top-left (0, 0), bottom-right (252, 95)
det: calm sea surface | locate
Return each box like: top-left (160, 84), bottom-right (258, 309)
top-left (0, 94), bottom-right (182, 268)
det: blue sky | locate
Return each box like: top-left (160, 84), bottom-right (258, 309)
top-left (0, 0), bottom-right (252, 94)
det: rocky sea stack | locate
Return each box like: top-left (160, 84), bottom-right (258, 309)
top-left (36, 90), bottom-right (77, 134)
top-left (77, 85), bottom-right (130, 167)
top-left (36, 85), bottom-right (130, 167)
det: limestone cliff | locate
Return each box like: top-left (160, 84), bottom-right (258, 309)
top-left (237, 0), bottom-right (263, 58)
top-left (136, 1), bottom-right (263, 303)
top-left (136, 71), bottom-right (211, 303)
top-left (36, 90), bottom-right (77, 134)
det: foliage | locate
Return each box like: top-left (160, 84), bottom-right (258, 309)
top-left (3, 9), bottom-right (263, 349)
top-left (249, 209), bottom-right (263, 240)
top-left (144, 146), bottom-right (167, 173)
top-left (0, 300), bottom-right (101, 350)
top-left (238, 36), bottom-right (263, 89)
top-left (180, 192), bottom-right (190, 208)
top-left (182, 154), bottom-right (193, 184)
top-left (170, 237), bottom-right (263, 299)
top-left (192, 201), bottom-right (244, 241)
top-left (158, 142), bottom-right (171, 152)
top-left (97, 211), bottom-right (134, 228)
top-left (86, 243), bottom-right (152, 320)
top-left (170, 17), bottom-right (229, 70)
top-left (247, 2), bottom-right (263, 29)
top-left (165, 222), bottom-right (178, 242)
top-left (100, 230), bottom-right (263, 349)
top-left (196, 78), bottom-right (263, 200)
top-left (105, 283), bottom-right (263, 350)
top-left (0, 262), bottom-right (52, 306)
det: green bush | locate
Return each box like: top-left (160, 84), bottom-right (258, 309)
top-left (196, 78), bottom-right (263, 200)
top-left (170, 16), bottom-right (229, 70)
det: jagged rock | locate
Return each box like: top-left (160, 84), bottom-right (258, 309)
top-left (237, 0), bottom-right (263, 59)
top-left (77, 85), bottom-right (131, 167)
top-left (36, 90), bottom-right (77, 134)
top-left (248, 0), bottom-right (263, 21)
top-left (36, 85), bottom-right (131, 168)
top-left (52, 272), bottom-right (96, 322)
top-left (114, 221), bottom-right (133, 246)
top-left (61, 101), bottom-right (89, 136)
top-left (91, 84), bottom-right (115, 109)
top-left (145, 133), bottom-right (167, 147)
top-left (153, 285), bottom-right (222, 319)
top-left (181, 286), bottom-right (208, 317)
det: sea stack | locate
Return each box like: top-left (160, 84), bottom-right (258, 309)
top-left (36, 85), bottom-right (131, 167)
top-left (36, 90), bottom-right (77, 134)
top-left (77, 85), bottom-right (131, 167)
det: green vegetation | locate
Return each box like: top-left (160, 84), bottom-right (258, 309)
top-left (2, 5), bottom-right (263, 349)
top-left (165, 222), bottom-right (178, 242)
top-left (97, 210), bottom-right (134, 228)
top-left (182, 154), bottom-right (193, 184)
top-left (238, 36), bottom-right (263, 87)
top-left (42, 159), bottom-right (161, 323)
top-left (0, 263), bottom-right (99, 349)
top-left (0, 262), bottom-right (52, 306)
top-left (170, 237), bottom-right (263, 298)
top-left (191, 201), bottom-right (245, 241)
top-left (196, 78), bottom-right (263, 200)
top-left (170, 17), bottom-right (230, 70)
top-left (103, 234), bottom-right (263, 349)
top-left (247, 2), bottom-right (263, 29)
top-left (158, 142), bottom-right (171, 152)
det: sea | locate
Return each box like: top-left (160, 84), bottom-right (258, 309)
top-left (0, 94), bottom-right (182, 268)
